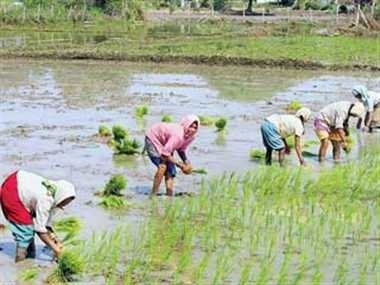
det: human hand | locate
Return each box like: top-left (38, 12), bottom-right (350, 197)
top-left (285, 146), bottom-right (291, 155)
top-left (181, 163), bottom-right (192, 175)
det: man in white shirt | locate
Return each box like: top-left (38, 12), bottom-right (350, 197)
top-left (260, 108), bottom-right (312, 166)
top-left (314, 101), bottom-right (365, 162)
top-left (0, 170), bottom-right (76, 262)
top-left (352, 85), bottom-right (380, 132)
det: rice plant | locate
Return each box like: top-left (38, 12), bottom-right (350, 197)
top-left (286, 100), bottom-right (303, 112)
top-left (199, 115), bottom-right (216, 126)
top-left (135, 105), bottom-right (149, 118)
top-left (54, 216), bottom-right (82, 245)
top-left (98, 125), bottom-right (112, 137)
top-left (112, 125), bottom-right (128, 143)
top-left (215, 117), bottom-right (227, 132)
top-left (249, 148), bottom-right (266, 161)
top-left (52, 250), bottom-right (85, 282)
top-left (100, 195), bottom-right (126, 210)
top-left (161, 114), bottom-right (173, 122)
top-left (114, 138), bottom-right (141, 155)
top-left (20, 267), bottom-right (39, 281)
top-left (103, 174), bottom-right (127, 196)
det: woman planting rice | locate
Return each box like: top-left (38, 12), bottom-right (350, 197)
top-left (352, 85), bottom-right (380, 132)
top-left (0, 170), bottom-right (76, 262)
top-left (260, 108), bottom-right (312, 166)
top-left (314, 101), bottom-right (365, 162)
top-left (145, 115), bottom-right (199, 196)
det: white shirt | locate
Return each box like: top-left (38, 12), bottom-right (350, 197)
top-left (317, 101), bottom-right (351, 129)
top-left (267, 114), bottom-right (304, 138)
top-left (17, 170), bottom-right (55, 233)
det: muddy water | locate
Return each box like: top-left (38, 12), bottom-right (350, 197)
top-left (0, 59), bottom-right (379, 282)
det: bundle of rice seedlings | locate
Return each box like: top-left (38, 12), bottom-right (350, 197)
top-left (215, 117), bottom-right (227, 132)
top-left (103, 174), bottom-right (127, 197)
top-left (54, 250), bottom-right (85, 282)
top-left (53, 217), bottom-right (82, 245)
top-left (112, 125), bottom-right (128, 143)
top-left (115, 138), bottom-right (141, 155)
top-left (100, 196), bottom-right (126, 210)
top-left (249, 149), bottom-right (266, 161)
top-left (135, 105), bottom-right (149, 118)
top-left (98, 125), bottom-right (112, 137)
top-left (20, 267), bottom-right (39, 281)
top-left (286, 100), bottom-right (303, 112)
top-left (192, 168), bottom-right (208, 175)
top-left (161, 115), bottom-right (173, 123)
top-left (199, 115), bottom-right (216, 126)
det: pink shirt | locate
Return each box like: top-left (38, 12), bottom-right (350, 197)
top-left (146, 123), bottom-right (195, 156)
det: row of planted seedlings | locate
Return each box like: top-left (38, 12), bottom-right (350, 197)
top-left (42, 145), bottom-right (379, 283)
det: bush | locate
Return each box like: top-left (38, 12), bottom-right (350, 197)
top-left (104, 174), bottom-right (127, 196)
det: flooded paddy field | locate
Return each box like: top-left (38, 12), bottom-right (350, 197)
top-left (0, 59), bottom-right (379, 283)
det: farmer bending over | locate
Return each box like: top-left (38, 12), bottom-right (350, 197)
top-left (145, 115), bottom-right (199, 196)
top-left (352, 85), bottom-right (380, 132)
top-left (0, 170), bottom-right (76, 262)
top-left (314, 101), bottom-right (365, 162)
top-left (260, 108), bottom-right (312, 166)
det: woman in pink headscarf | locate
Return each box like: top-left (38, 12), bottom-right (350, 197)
top-left (145, 115), bottom-right (200, 196)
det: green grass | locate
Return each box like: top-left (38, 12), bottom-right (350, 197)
top-left (1, 26), bottom-right (379, 68)
top-left (50, 146), bottom-right (380, 283)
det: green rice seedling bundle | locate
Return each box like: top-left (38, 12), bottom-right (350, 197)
top-left (215, 117), bottom-right (227, 132)
top-left (161, 114), bottom-right (173, 122)
top-left (199, 115), bottom-right (216, 126)
top-left (100, 196), bottom-right (126, 210)
top-left (103, 174), bottom-right (127, 196)
top-left (54, 250), bottom-right (85, 282)
top-left (20, 267), bottom-right (39, 281)
top-left (115, 138), bottom-right (141, 155)
top-left (135, 105), bottom-right (149, 118)
top-left (192, 168), bottom-right (208, 175)
top-left (112, 125), bottom-right (128, 143)
top-left (286, 100), bottom-right (303, 112)
top-left (54, 217), bottom-right (82, 245)
top-left (249, 148), bottom-right (266, 161)
top-left (98, 125), bottom-right (112, 137)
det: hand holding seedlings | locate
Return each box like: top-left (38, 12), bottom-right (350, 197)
top-left (0, 170), bottom-right (76, 263)
top-left (180, 163), bottom-right (193, 175)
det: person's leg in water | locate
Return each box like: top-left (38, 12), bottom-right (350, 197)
top-left (265, 148), bottom-right (273, 165)
top-left (8, 222), bottom-right (35, 262)
top-left (152, 163), bottom-right (167, 196)
top-left (278, 148), bottom-right (286, 166)
top-left (318, 138), bottom-right (329, 162)
top-left (164, 161), bottom-right (177, 196)
top-left (332, 140), bottom-right (341, 160)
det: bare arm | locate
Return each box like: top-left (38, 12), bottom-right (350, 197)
top-left (37, 232), bottom-right (63, 256)
top-left (177, 150), bottom-right (189, 164)
top-left (294, 135), bottom-right (305, 165)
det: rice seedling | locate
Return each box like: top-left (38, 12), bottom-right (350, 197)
top-left (286, 100), bottom-right (303, 112)
top-left (215, 117), bottom-right (227, 132)
top-left (135, 105), bottom-right (149, 118)
top-left (103, 174), bottom-right (127, 196)
top-left (192, 168), bottom-right (208, 175)
top-left (249, 148), bottom-right (266, 161)
top-left (54, 216), bottom-right (82, 245)
top-left (161, 114), bottom-right (173, 122)
top-left (20, 267), bottom-right (39, 281)
top-left (100, 195), bottom-right (126, 210)
top-left (53, 250), bottom-right (85, 282)
top-left (98, 125), bottom-right (112, 137)
top-left (199, 115), bottom-right (216, 126)
top-left (114, 138), bottom-right (141, 155)
top-left (112, 125), bottom-right (128, 143)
